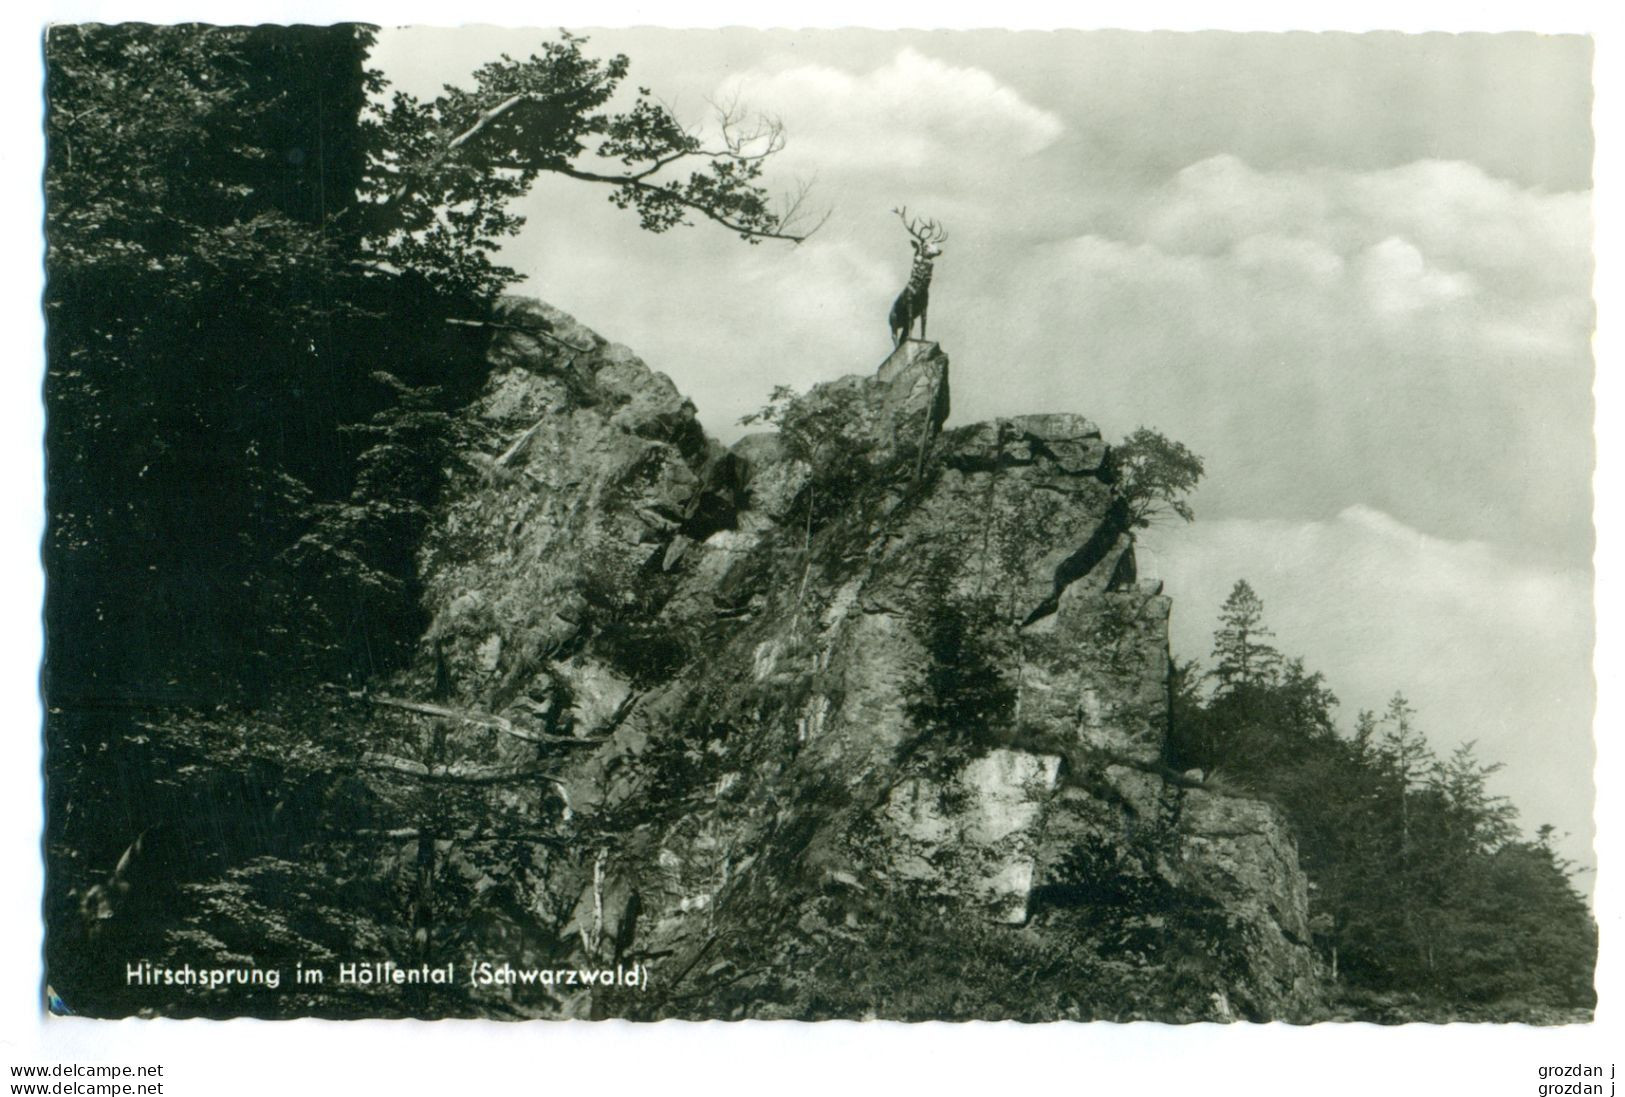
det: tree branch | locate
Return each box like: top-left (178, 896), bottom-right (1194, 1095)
top-left (376, 83), bottom-right (602, 217)
top-left (550, 164), bottom-right (822, 242)
top-left (354, 692), bottom-right (604, 747)
top-left (444, 317), bottom-right (593, 354)
top-left (360, 750), bottom-right (569, 788)
top-left (351, 827), bottom-right (570, 845)
top-left (366, 58), bottom-right (824, 247)
top-left (620, 142), bottom-right (775, 181)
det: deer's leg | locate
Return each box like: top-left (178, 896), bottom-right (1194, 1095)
top-left (890, 291), bottom-right (912, 346)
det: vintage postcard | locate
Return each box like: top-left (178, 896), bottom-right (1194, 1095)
top-left (36, 20), bottom-right (1598, 1041)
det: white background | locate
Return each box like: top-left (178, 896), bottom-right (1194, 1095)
top-left (1, 2), bottom-right (1618, 1095)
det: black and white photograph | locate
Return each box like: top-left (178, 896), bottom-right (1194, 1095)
top-left (11, 3), bottom-right (1620, 1088)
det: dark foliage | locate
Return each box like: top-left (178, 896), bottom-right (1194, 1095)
top-left (1169, 579), bottom-right (1596, 1015)
top-left (42, 24), bottom-right (810, 1017)
top-left (593, 622), bottom-right (691, 688)
top-left (899, 555), bottom-right (1017, 779)
top-left (741, 383), bottom-right (882, 538)
top-left (44, 24), bottom-right (479, 701)
top-left (1109, 426), bottom-right (1204, 529)
top-left (45, 23), bottom-right (812, 703)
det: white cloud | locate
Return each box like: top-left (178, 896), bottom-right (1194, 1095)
top-left (1130, 155), bottom-right (1586, 323)
top-left (969, 155), bottom-right (1592, 566)
top-left (1357, 236), bottom-right (1476, 317)
top-left (1345, 160), bottom-right (1593, 299)
top-left (716, 48), bottom-right (1064, 181)
top-left (1145, 154), bottom-right (1332, 255)
top-left (1231, 233), bottom-right (1345, 285)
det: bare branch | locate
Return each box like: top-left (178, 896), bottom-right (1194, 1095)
top-left (706, 94), bottom-right (786, 161)
top-left (779, 178), bottom-right (830, 240)
top-left (617, 109), bottom-right (785, 182)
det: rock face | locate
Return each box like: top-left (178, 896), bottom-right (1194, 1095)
top-left (355, 298), bottom-right (1322, 1020)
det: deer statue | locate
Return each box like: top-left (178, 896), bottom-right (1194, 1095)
top-left (888, 207), bottom-right (948, 347)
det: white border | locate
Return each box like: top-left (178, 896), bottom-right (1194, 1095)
top-left (3, 5), bottom-right (1616, 1094)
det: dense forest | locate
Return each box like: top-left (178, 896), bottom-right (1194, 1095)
top-left (42, 23), bottom-right (812, 1011)
top-left (1167, 580), bottom-right (1596, 1018)
top-left (42, 24), bottom-right (1594, 1021)
top-left (45, 23), bottom-right (808, 705)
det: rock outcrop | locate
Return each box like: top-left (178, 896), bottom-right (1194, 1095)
top-left (107, 297), bottom-right (1319, 1021)
top-left (372, 297), bottom-right (1322, 1020)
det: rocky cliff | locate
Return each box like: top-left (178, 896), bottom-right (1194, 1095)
top-left (84, 297), bottom-right (1321, 1021)
top-left (355, 297), bottom-right (1321, 1020)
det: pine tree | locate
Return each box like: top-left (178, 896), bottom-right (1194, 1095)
top-left (1378, 693), bottom-right (1435, 801)
top-left (1209, 579), bottom-right (1283, 691)
top-left (1351, 708), bottom-right (1378, 756)
top-left (1433, 741), bottom-right (1518, 857)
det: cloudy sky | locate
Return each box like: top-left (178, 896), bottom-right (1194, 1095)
top-left (373, 28), bottom-right (1596, 871)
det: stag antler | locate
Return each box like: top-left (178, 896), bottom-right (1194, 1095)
top-left (893, 206), bottom-right (948, 246)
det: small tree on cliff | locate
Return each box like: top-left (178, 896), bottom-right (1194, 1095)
top-left (741, 384), bottom-right (876, 541)
top-left (1110, 427), bottom-right (1205, 531)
